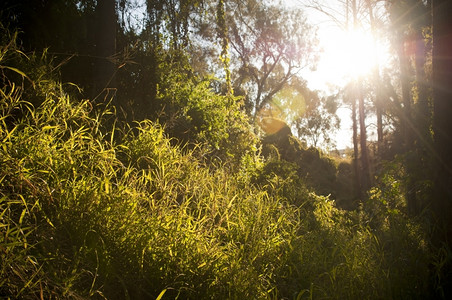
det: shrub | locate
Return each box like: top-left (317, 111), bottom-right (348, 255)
top-left (149, 52), bottom-right (259, 171)
top-left (0, 29), bottom-right (440, 300)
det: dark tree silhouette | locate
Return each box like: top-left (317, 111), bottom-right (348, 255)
top-left (94, 0), bottom-right (117, 99)
top-left (432, 3), bottom-right (452, 297)
top-left (433, 0), bottom-right (452, 245)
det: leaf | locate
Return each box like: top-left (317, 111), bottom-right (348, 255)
top-left (42, 125), bottom-right (58, 131)
top-left (155, 289), bottom-right (167, 300)
top-left (0, 65), bottom-right (35, 87)
top-left (2, 125), bottom-right (18, 143)
top-left (19, 209), bottom-right (27, 225)
top-left (14, 49), bottom-right (30, 59)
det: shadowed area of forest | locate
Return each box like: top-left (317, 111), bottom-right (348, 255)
top-left (1, 0), bottom-right (452, 299)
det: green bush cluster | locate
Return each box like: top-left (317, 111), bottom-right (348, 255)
top-left (0, 32), bottom-right (442, 299)
top-left (140, 51), bottom-right (259, 171)
top-left (261, 127), bottom-right (355, 207)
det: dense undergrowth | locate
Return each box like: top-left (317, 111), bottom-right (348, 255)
top-left (1, 31), bottom-right (449, 299)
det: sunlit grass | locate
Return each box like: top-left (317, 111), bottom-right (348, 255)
top-left (1, 32), bottom-right (448, 299)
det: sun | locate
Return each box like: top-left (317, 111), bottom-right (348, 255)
top-left (323, 28), bottom-right (380, 79)
top-left (309, 26), bottom-right (388, 89)
top-left (302, 26), bottom-right (390, 149)
top-left (338, 29), bottom-right (379, 77)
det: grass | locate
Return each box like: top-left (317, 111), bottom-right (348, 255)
top-left (1, 34), bottom-right (449, 299)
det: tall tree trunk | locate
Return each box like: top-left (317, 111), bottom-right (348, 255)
top-left (352, 0), bottom-right (370, 192)
top-left (432, 1), bottom-right (452, 297)
top-left (94, 0), bottom-right (117, 100)
top-left (397, 33), bottom-right (418, 214)
top-left (398, 39), bottom-right (413, 148)
top-left (350, 0), bottom-right (362, 199)
top-left (352, 96), bottom-right (361, 198)
top-left (411, 6), bottom-right (431, 215)
top-left (358, 81), bottom-right (371, 191)
top-left (413, 7), bottom-right (431, 149)
top-left (366, 0), bottom-right (384, 154)
top-left (432, 0), bottom-right (452, 245)
top-left (376, 94), bottom-right (383, 153)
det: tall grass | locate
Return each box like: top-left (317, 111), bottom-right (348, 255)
top-left (1, 32), bottom-right (443, 299)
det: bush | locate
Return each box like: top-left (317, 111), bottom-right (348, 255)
top-left (0, 59), bottom-right (298, 297)
top-left (146, 52), bottom-right (259, 171)
top-left (0, 30), bottom-right (441, 300)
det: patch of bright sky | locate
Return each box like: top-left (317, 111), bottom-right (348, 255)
top-left (126, 0), bottom-right (388, 150)
top-left (281, 0), bottom-right (391, 150)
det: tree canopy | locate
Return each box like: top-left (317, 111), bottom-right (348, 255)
top-left (1, 0), bottom-right (452, 298)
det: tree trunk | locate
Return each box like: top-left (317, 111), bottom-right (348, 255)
top-left (366, 0), bottom-right (384, 154)
top-left (353, 0), bottom-right (370, 194)
top-left (352, 96), bottom-right (361, 198)
top-left (376, 99), bottom-right (383, 153)
top-left (415, 35), bottom-right (429, 135)
top-left (399, 39), bottom-right (413, 148)
top-left (358, 81), bottom-right (371, 191)
top-left (397, 33), bottom-right (418, 214)
top-left (94, 0), bottom-right (117, 100)
top-left (411, 8), bottom-right (431, 215)
top-left (432, 0), bottom-right (452, 245)
top-left (413, 8), bottom-right (431, 149)
top-left (432, 2), bottom-right (452, 297)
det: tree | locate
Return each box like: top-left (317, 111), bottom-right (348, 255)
top-left (94, 0), bottom-right (117, 100)
top-left (366, 0), bottom-right (384, 153)
top-left (294, 91), bottom-right (339, 149)
top-left (350, 0), bottom-right (371, 192)
top-left (431, 1), bottom-right (452, 297)
top-left (357, 76), bottom-right (372, 191)
top-left (385, 0), bottom-right (434, 215)
top-left (306, 0), bottom-right (376, 195)
top-left (432, 0), bottom-right (452, 246)
top-left (260, 82), bottom-right (339, 149)
top-left (226, 0), bottom-right (317, 119)
top-left (0, 0), bottom-right (99, 97)
top-left (114, 0), bottom-right (205, 121)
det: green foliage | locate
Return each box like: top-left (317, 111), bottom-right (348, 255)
top-left (298, 147), bottom-right (338, 197)
top-left (115, 41), bottom-right (258, 169)
top-left (154, 55), bottom-right (259, 169)
top-left (226, 0), bottom-right (318, 116)
top-left (0, 0), bottom-right (98, 96)
top-left (335, 161), bottom-right (356, 209)
top-left (267, 82), bottom-right (340, 150)
top-left (0, 24), bottom-right (447, 300)
top-left (0, 87), bottom-right (294, 298)
top-left (262, 128), bottom-right (341, 201)
top-left (294, 90), bottom-right (340, 149)
top-left (374, 155), bottom-right (434, 215)
top-left (0, 25), bottom-right (61, 107)
top-left (271, 86), bottom-right (307, 125)
top-left (253, 159), bottom-right (310, 207)
top-left (216, 0), bottom-right (232, 94)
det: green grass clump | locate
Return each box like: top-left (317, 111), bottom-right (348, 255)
top-left (0, 88), bottom-right (301, 298)
top-left (0, 33), bottom-right (441, 299)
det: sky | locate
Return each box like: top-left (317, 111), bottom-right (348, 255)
top-left (128, 0), bottom-right (382, 150)
top-left (287, 0), bottom-right (389, 150)
top-left (293, 0), bottom-right (355, 150)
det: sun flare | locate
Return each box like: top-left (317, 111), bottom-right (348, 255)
top-left (304, 25), bottom-right (391, 149)
top-left (339, 30), bottom-right (379, 77)
top-left (311, 27), bottom-right (389, 89)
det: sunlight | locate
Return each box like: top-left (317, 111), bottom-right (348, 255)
top-left (303, 25), bottom-right (390, 149)
top-left (341, 29), bottom-right (378, 77)
top-left (308, 26), bottom-right (389, 91)
top-left (323, 28), bottom-right (380, 80)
